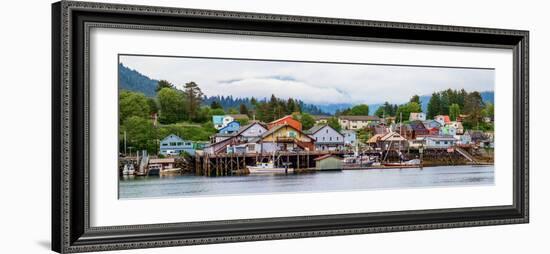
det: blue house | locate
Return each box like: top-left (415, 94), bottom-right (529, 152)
top-left (218, 120), bottom-right (241, 134)
top-left (159, 134), bottom-right (195, 156)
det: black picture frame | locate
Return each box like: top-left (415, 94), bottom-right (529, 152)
top-left (51, 1), bottom-right (529, 253)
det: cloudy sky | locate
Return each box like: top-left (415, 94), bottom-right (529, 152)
top-left (120, 55), bottom-right (494, 105)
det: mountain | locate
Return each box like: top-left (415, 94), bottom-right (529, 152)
top-left (118, 63), bottom-right (158, 97)
top-left (118, 64), bottom-right (495, 115)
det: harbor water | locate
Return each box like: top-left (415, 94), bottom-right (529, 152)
top-left (119, 165), bottom-right (494, 199)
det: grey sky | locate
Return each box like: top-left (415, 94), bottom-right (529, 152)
top-left (120, 55), bottom-right (494, 105)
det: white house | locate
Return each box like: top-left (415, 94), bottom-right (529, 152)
top-left (338, 115), bottom-right (380, 130)
top-left (420, 135), bottom-right (457, 149)
top-left (409, 112), bottom-right (426, 121)
top-left (305, 125), bottom-right (344, 151)
top-left (446, 121), bottom-right (464, 135)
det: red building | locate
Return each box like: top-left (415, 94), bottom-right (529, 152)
top-left (267, 115), bottom-right (302, 131)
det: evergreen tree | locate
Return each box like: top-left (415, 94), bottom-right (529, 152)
top-left (183, 82), bottom-right (204, 121)
top-left (449, 103), bottom-right (461, 121)
top-left (409, 95), bottom-right (421, 104)
top-left (239, 103), bottom-right (249, 115)
top-left (427, 93), bottom-right (441, 119)
top-left (156, 80), bottom-right (174, 92)
top-left (210, 100), bottom-right (222, 109)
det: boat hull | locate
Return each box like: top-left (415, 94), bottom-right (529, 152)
top-left (247, 167), bottom-right (294, 174)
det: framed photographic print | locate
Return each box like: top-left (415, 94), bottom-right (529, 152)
top-left (51, 1), bottom-right (529, 253)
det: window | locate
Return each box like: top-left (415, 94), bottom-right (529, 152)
top-left (186, 142), bottom-right (192, 146)
top-left (326, 129), bottom-right (329, 134)
top-left (330, 137), bottom-right (332, 141)
top-left (435, 141), bottom-right (440, 145)
top-left (176, 142), bottom-right (183, 146)
top-left (161, 143), bottom-right (168, 146)
top-left (170, 142), bottom-right (177, 146)
top-left (322, 137), bottom-right (325, 141)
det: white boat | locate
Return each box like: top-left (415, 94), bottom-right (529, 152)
top-left (122, 163), bottom-right (135, 175)
top-left (247, 161), bottom-right (293, 174)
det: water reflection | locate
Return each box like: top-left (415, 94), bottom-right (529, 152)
top-left (119, 165), bottom-right (494, 199)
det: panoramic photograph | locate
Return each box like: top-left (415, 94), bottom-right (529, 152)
top-left (118, 54), bottom-right (495, 199)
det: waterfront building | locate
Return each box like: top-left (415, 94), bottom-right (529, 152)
top-left (341, 130), bottom-right (357, 146)
top-left (236, 121), bottom-right (268, 142)
top-left (419, 135), bottom-right (457, 149)
top-left (367, 132), bottom-right (408, 150)
top-left (338, 115), bottom-right (380, 130)
top-left (218, 120), bottom-right (241, 134)
top-left (267, 115), bottom-right (302, 131)
top-left (204, 122), bottom-right (268, 155)
top-left (314, 154), bottom-right (343, 171)
top-left (159, 134), bottom-right (195, 156)
top-left (434, 115), bottom-right (451, 126)
top-left (212, 115), bottom-right (234, 130)
top-left (409, 112), bottom-right (427, 121)
top-left (148, 158), bottom-right (176, 171)
top-left (305, 125), bottom-right (345, 151)
top-left (260, 124), bottom-right (314, 152)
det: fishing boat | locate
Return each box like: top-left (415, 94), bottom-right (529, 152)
top-left (383, 159), bottom-right (421, 168)
top-left (122, 163), bottom-right (135, 175)
top-left (342, 155), bottom-right (374, 168)
top-left (247, 161), bottom-right (293, 174)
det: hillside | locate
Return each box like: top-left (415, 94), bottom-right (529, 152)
top-left (118, 63), bottom-right (158, 97)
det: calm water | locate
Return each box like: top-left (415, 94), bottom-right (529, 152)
top-left (119, 165), bottom-right (494, 199)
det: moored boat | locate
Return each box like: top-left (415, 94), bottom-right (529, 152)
top-left (247, 161), bottom-right (293, 174)
top-left (122, 163), bottom-right (135, 175)
top-left (382, 159), bottom-right (421, 168)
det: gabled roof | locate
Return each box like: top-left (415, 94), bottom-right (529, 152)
top-left (304, 124), bottom-right (330, 135)
top-left (218, 120), bottom-right (240, 130)
top-left (261, 124), bottom-right (312, 139)
top-left (268, 115), bottom-right (295, 124)
top-left (160, 134), bottom-right (185, 142)
top-left (380, 132), bottom-right (407, 142)
top-left (408, 120), bottom-right (428, 131)
top-left (235, 121), bottom-right (267, 136)
top-left (338, 115), bottom-right (380, 121)
top-left (367, 134), bottom-right (385, 143)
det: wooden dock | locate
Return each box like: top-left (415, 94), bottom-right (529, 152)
top-left (194, 151), bottom-right (347, 176)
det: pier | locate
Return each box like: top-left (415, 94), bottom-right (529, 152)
top-left (194, 151), bottom-right (347, 176)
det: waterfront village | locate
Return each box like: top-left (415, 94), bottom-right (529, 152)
top-left (121, 110), bottom-right (495, 177)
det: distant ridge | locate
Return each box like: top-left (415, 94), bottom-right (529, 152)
top-left (118, 63), bottom-right (494, 115)
top-left (118, 63), bottom-right (158, 97)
